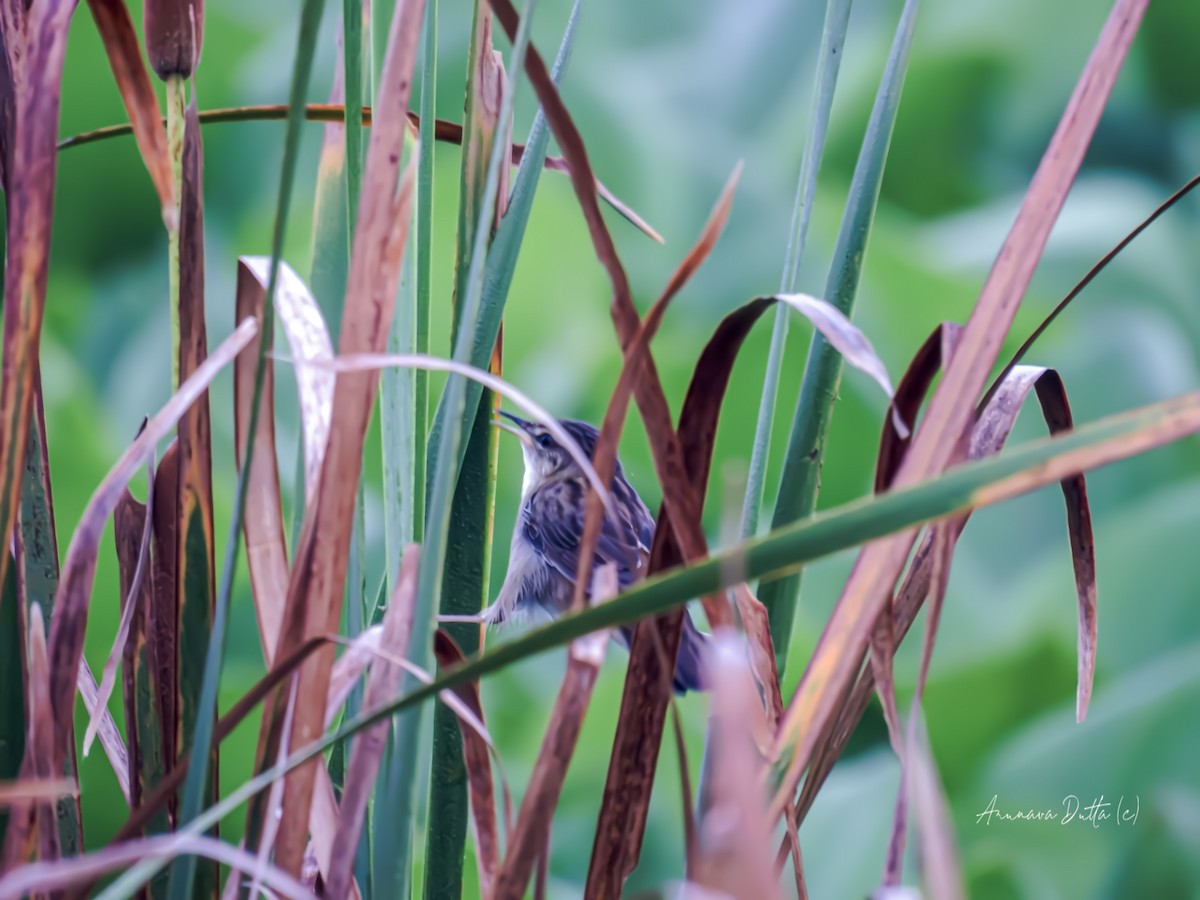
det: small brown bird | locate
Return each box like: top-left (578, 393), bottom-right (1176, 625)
top-left (484, 411), bottom-right (708, 693)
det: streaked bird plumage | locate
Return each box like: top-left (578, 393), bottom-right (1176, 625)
top-left (485, 412), bottom-right (708, 693)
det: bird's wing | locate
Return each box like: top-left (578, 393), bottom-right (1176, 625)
top-left (522, 477), bottom-right (648, 593)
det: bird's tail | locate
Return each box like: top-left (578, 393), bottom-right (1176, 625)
top-left (616, 611), bottom-right (710, 694)
top-left (672, 611), bottom-right (709, 694)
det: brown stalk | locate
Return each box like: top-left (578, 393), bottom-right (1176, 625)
top-left (174, 99), bottom-right (219, 858)
top-left (324, 547), bottom-right (420, 900)
top-left (263, 0), bottom-right (426, 874)
top-left (487, 0), bottom-right (709, 626)
top-left (83, 0), bottom-right (174, 216)
top-left (583, 160), bottom-right (745, 891)
top-left (113, 488), bottom-right (154, 808)
top-left (57, 105), bottom-right (664, 243)
top-left (771, 0), bottom-right (1148, 820)
top-left (906, 709), bottom-right (965, 899)
top-left (493, 626), bottom-right (609, 898)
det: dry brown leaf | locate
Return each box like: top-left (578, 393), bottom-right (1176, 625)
top-left (494, 571), bottom-right (613, 899)
top-left (233, 260), bottom-right (291, 659)
top-left (264, 0), bottom-right (425, 870)
top-left (83, 0), bottom-right (174, 218)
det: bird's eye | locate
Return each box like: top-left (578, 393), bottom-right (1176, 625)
top-left (537, 433), bottom-right (553, 448)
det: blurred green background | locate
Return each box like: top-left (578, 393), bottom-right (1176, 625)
top-left (23, 0), bottom-right (1200, 895)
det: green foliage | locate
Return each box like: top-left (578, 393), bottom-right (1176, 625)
top-left (6, 0), bottom-right (1200, 898)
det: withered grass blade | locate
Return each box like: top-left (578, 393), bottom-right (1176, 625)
top-left (303, 351), bottom-right (610, 505)
top-left (488, 0), bottom-right (704, 603)
top-left (325, 546), bottom-right (420, 900)
top-left (233, 261), bottom-right (291, 653)
top-left (493, 623), bottom-right (609, 897)
top-left (876, 324), bottom-right (964, 492)
top-left (0, 834), bottom-right (314, 900)
top-left (75, 660), bottom-right (131, 806)
top-left (87, 456), bottom-right (155, 757)
top-left (907, 706), bottom-right (965, 900)
top-left (577, 162), bottom-right (742, 625)
top-left (241, 257), bottom-right (335, 504)
top-left (233, 256), bottom-right (349, 890)
top-left (984, 171), bottom-right (1200, 412)
top-left (0, 781), bottom-right (76, 808)
top-left (14, 371), bottom-right (86, 851)
top-left (83, 0), bottom-right (174, 217)
top-left (771, 0), bottom-right (1148, 821)
top-left (151, 440), bottom-right (180, 825)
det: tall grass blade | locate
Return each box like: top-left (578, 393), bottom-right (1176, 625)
top-left (169, 99), bottom-right (220, 900)
top-left (741, 0), bottom-right (852, 543)
top-left (15, 378), bottom-right (83, 854)
top-left (412, 0), bottom-right (438, 544)
top-left (0, 0), bottom-right (74, 633)
top-left (423, 0), bottom-right (584, 516)
top-left (112, 488), bottom-right (172, 897)
top-left (760, 0), bottom-right (919, 677)
top-left (423, 2), bottom-right (508, 893)
top-left (398, 1), bottom-right (535, 895)
top-left (0, 560), bottom-right (23, 849)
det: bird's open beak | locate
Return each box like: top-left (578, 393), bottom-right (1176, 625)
top-left (492, 410), bottom-right (533, 445)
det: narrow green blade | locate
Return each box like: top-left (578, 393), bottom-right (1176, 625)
top-left (17, 382), bottom-right (83, 854)
top-left (423, 5), bottom-right (583, 896)
top-left (741, 0), bottom-right (853, 542)
top-left (761, 0), bottom-right (920, 679)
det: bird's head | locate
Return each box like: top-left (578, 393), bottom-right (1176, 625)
top-left (494, 411), bottom-right (611, 496)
